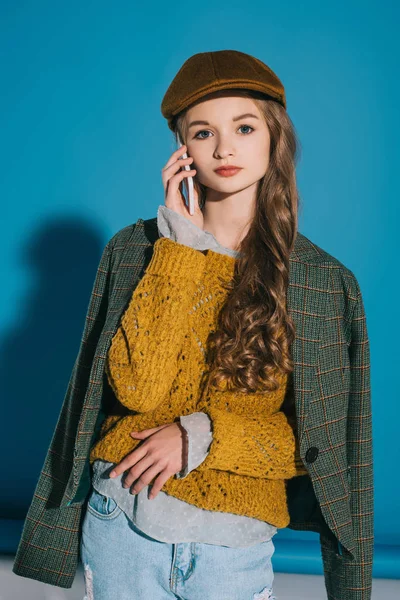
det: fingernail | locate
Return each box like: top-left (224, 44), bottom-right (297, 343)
top-left (109, 470), bottom-right (116, 478)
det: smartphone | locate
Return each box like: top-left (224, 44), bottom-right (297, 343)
top-left (176, 132), bottom-right (195, 216)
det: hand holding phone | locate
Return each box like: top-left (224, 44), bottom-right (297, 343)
top-left (161, 136), bottom-right (204, 231)
top-left (176, 133), bottom-right (195, 216)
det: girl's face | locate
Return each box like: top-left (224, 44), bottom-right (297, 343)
top-left (184, 94), bottom-right (270, 199)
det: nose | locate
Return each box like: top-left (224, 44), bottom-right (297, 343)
top-left (214, 146), bottom-right (235, 159)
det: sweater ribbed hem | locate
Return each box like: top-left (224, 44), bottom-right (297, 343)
top-left (161, 469), bottom-right (290, 528)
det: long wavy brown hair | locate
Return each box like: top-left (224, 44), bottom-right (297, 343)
top-left (171, 90), bottom-right (302, 399)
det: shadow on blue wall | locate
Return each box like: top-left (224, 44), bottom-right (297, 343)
top-left (0, 217), bottom-right (106, 519)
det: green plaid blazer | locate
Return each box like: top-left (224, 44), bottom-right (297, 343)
top-left (12, 217), bottom-right (374, 599)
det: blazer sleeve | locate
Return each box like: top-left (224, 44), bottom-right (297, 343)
top-left (345, 281), bottom-right (374, 597)
top-left (106, 237), bottom-right (206, 413)
top-left (320, 278), bottom-right (374, 600)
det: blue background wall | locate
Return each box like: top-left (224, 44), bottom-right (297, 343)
top-left (1, 0), bottom-right (398, 578)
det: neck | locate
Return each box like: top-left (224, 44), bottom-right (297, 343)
top-left (201, 190), bottom-right (256, 251)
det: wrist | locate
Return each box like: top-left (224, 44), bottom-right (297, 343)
top-left (176, 422), bottom-right (189, 477)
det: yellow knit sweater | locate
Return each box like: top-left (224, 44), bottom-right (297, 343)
top-left (90, 236), bottom-right (307, 527)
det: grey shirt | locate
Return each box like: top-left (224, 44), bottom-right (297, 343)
top-left (91, 205), bottom-right (278, 547)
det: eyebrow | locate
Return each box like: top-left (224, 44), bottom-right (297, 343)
top-left (188, 113), bottom-right (260, 129)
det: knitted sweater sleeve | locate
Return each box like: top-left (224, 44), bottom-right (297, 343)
top-left (195, 399), bottom-right (307, 480)
top-left (106, 236), bottom-right (206, 413)
top-left (175, 409), bottom-right (307, 479)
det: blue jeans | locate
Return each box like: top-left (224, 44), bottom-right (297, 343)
top-left (80, 487), bottom-right (277, 600)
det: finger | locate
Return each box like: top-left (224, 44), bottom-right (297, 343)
top-left (122, 455), bottom-right (155, 490)
top-left (162, 145), bottom-right (189, 171)
top-left (148, 469), bottom-right (173, 499)
top-left (164, 155), bottom-right (193, 173)
top-left (166, 169), bottom-right (197, 201)
top-left (161, 157), bottom-right (195, 189)
top-left (129, 463), bottom-right (164, 495)
top-left (130, 424), bottom-right (171, 438)
top-left (109, 446), bottom-right (147, 478)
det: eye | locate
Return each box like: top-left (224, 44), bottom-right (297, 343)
top-left (194, 130), bottom-right (210, 140)
top-left (238, 125), bottom-right (254, 134)
top-left (194, 125), bottom-right (255, 139)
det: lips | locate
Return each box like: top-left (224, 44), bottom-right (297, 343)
top-left (214, 167), bottom-right (242, 177)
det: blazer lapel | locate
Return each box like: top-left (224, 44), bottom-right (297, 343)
top-left (287, 256), bottom-right (331, 447)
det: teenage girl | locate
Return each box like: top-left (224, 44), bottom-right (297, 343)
top-left (13, 50), bottom-right (373, 600)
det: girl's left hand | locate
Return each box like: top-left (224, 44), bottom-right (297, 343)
top-left (108, 423), bottom-right (185, 499)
